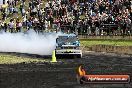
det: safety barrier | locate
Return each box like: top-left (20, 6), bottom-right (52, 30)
top-left (84, 45), bottom-right (132, 55)
top-left (78, 35), bottom-right (132, 40)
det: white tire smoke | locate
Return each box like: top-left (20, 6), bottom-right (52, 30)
top-left (0, 30), bottom-right (61, 55)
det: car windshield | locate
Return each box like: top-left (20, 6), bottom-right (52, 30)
top-left (57, 36), bottom-right (78, 45)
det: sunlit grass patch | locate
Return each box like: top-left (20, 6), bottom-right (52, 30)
top-left (80, 39), bottom-right (132, 46)
top-left (0, 54), bottom-right (46, 64)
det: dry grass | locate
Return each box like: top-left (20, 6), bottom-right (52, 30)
top-left (0, 54), bottom-right (47, 64)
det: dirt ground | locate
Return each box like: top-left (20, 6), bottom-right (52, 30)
top-left (0, 52), bottom-right (132, 88)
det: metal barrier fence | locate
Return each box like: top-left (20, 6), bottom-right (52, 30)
top-left (59, 24), bottom-right (132, 37)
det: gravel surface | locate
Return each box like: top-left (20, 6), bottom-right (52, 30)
top-left (0, 52), bottom-right (132, 88)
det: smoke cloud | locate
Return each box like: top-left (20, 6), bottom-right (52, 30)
top-left (0, 30), bottom-right (61, 55)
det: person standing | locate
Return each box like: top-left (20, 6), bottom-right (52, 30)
top-left (16, 19), bottom-right (20, 32)
top-left (16, 19), bottom-right (22, 32)
top-left (4, 22), bottom-right (8, 32)
top-left (22, 8), bottom-right (25, 17)
top-left (8, 19), bottom-right (15, 33)
top-left (95, 18), bottom-right (100, 35)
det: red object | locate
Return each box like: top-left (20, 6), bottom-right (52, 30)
top-left (83, 75), bottom-right (130, 83)
top-left (77, 66), bottom-right (130, 84)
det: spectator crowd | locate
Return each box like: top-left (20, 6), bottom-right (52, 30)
top-left (0, 0), bottom-right (132, 35)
